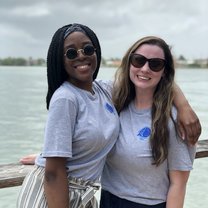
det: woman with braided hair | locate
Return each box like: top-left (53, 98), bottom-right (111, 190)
top-left (17, 23), bottom-right (120, 208)
top-left (17, 24), bottom-right (200, 208)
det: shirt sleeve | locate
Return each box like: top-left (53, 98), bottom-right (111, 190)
top-left (168, 108), bottom-right (196, 171)
top-left (95, 79), bottom-right (113, 96)
top-left (42, 98), bottom-right (77, 158)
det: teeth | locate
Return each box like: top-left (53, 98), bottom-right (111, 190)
top-left (137, 75), bottom-right (149, 80)
top-left (76, 64), bottom-right (88, 69)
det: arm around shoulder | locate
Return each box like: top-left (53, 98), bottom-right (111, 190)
top-left (173, 82), bottom-right (201, 145)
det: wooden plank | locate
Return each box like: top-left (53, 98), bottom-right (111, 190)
top-left (0, 163), bottom-right (33, 189)
top-left (0, 140), bottom-right (208, 189)
top-left (196, 140), bottom-right (208, 158)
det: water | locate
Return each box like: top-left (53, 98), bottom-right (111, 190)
top-left (0, 66), bottom-right (207, 207)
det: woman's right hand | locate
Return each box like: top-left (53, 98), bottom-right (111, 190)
top-left (19, 154), bottom-right (37, 165)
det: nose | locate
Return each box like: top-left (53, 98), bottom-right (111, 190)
top-left (77, 49), bottom-right (85, 58)
top-left (141, 61), bottom-right (150, 72)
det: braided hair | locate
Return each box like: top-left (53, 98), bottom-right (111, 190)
top-left (46, 23), bottom-right (101, 109)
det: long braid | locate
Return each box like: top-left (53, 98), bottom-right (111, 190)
top-left (46, 25), bottom-right (71, 109)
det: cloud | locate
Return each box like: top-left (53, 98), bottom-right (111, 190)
top-left (10, 3), bottom-right (50, 17)
top-left (0, 0), bottom-right (208, 59)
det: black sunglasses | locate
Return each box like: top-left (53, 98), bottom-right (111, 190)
top-left (64, 45), bottom-right (96, 60)
top-left (130, 53), bottom-right (166, 72)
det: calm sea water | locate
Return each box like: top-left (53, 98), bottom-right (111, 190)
top-left (0, 66), bottom-right (207, 208)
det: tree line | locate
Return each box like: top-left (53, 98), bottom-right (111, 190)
top-left (0, 57), bottom-right (46, 66)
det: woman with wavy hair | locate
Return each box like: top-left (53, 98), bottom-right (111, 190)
top-left (100, 36), bottom-right (196, 208)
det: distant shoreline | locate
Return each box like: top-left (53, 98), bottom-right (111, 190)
top-left (1, 56), bottom-right (208, 69)
top-left (0, 65), bottom-right (208, 70)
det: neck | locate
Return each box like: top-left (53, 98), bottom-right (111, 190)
top-left (134, 88), bottom-right (154, 110)
top-left (67, 79), bottom-right (94, 94)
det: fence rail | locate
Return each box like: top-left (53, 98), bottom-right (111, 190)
top-left (0, 139), bottom-right (208, 189)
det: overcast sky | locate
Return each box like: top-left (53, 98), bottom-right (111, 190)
top-left (0, 0), bottom-right (207, 60)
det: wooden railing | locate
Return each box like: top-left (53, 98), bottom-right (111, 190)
top-left (0, 140), bottom-right (208, 189)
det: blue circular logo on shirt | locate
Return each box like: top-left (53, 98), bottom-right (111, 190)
top-left (137, 127), bottom-right (151, 140)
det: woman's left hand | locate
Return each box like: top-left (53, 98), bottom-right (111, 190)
top-left (19, 154), bottom-right (37, 165)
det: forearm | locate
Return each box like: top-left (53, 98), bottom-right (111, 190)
top-left (173, 82), bottom-right (189, 108)
top-left (166, 183), bottom-right (186, 208)
top-left (173, 82), bottom-right (201, 144)
top-left (167, 170), bottom-right (190, 208)
top-left (44, 157), bottom-right (69, 208)
top-left (44, 171), bottom-right (69, 208)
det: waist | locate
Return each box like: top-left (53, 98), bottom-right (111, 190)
top-left (100, 190), bottom-right (166, 208)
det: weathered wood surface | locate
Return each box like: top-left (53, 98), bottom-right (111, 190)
top-left (195, 139), bottom-right (208, 158)
top-left (0, 140), bottom-right (208, 189)
top-left (0, 163), bottom-right (33, 189)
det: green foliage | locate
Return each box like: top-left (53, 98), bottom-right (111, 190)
top-left (178, 55), bottom-right (186, 61)
top-left (0, 57), bottom-right (46, 66)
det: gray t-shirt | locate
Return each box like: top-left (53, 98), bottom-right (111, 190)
top-left (36, 80), bottom-right (120, 182)
top-left (101, 101), bottom-right (196, 205)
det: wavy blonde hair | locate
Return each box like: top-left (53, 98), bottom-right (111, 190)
top-left (112, 36), bottom-right (175, 166)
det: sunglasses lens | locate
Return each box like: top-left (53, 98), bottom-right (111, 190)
top-left (130, 54), bottom-right (165, 72)
top-left (83, 45), bottom-right (95, 56)
top-left (149, 59), bottom-right (165, 72)
top-left (130, 54), bottom-right (146, 68)
top-left (66, 48), bottom-right (77, 59)
top-left (65, 45), bottom-right (95, 60)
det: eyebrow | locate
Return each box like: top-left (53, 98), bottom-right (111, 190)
top-left (64, 41), bottom-right (93, 50)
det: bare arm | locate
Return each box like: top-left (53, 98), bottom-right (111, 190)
top-left (44, 157), bottom-right (69, 208)
top-left (173, 83), bottom-right (201, 145)
top-left (166, 170), bottom-right (190, 208)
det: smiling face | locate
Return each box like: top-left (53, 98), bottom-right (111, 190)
top-left (129, 43), bottom-right (165, 94)
top-left (63, 32), bottom-right (97, 91)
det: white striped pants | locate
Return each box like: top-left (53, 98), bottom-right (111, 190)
top-left (17, 166), bottom-right (99, 208)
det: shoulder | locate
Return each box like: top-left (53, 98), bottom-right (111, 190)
top-left (168, 107), bottom-right (196, 168)
top-left (94, 79), bottom-right (113, 94)
top-left (49, 82), bottom-right (78, 108)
